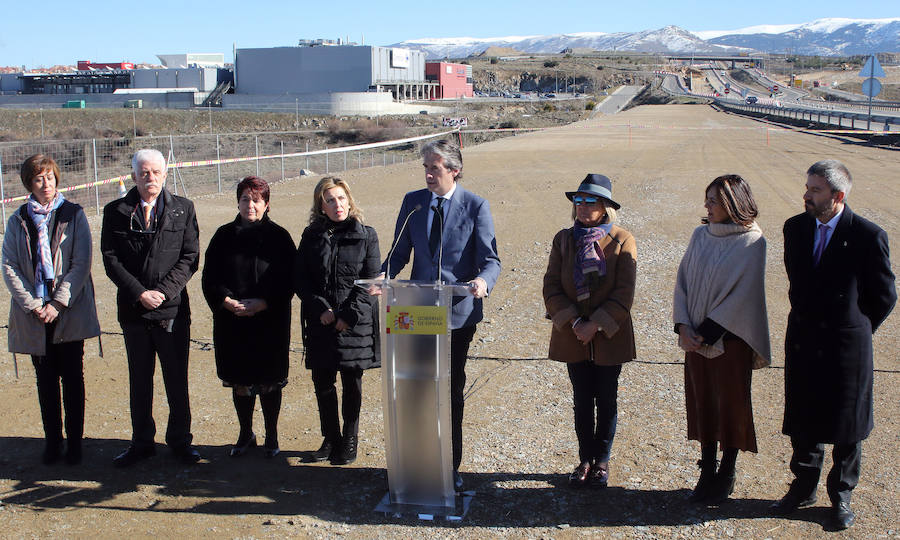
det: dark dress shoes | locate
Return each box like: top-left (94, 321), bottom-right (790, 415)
top-left (769, 488), bottom-right (817, 516)
top-left (42, 440), bottom-right (65, 465)
top-left (264, 437), bottom-right (280, 459)
top-left (172, 446), bottom-right (202, 465)
top-left (230, 433), bottom-right (257, 457)
top-left (65, 440), bottom-right (83, 465)
top-left (454, 471), bottom-right (464, 492)
top-left (589, 461), bottom-right (609, 488)
top-left (568, 461), bottom-right (591, 488)
top-left (331, 435), bottom-right (357, 465)
top-left (311, 437), bottom-right (339, 462)
top-left (825, 502), bottom-right (855, 531)
top-left (113, 445), bottom-right (156, 467)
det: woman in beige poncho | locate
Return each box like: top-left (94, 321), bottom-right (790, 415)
top-left (673, 174), bottom-right (771, 504)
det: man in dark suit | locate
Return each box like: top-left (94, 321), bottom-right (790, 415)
top-left (773, 159), bottom-right (896, 530)
top-left (382, 139), bottom-right (501, 490)
top-left (101, 148), bottom-right (202, 467)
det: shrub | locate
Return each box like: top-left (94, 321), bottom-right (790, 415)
top-left (489, 57), bottom-right (499, 64)
top-left (499, 120), bottom-right (519, 129)
top-left (542, 104), bottom-right (556, 112)
top-left (544, 60), bottom-right (559, 68)
top-left (585, 102), bottom-right (596, 110)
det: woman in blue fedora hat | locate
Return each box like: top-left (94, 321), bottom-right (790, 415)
top-left (543, 173), bottom-right (637, 488)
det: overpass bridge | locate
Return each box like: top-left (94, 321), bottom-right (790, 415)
top-left (666, 55), bottom-right (762, 69)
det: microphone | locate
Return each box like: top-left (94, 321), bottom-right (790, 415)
top-left (384, 203), bottom-right (422, 281)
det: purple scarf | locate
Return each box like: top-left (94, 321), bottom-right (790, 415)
top-left (572, 222), bottom-right (612, 301)
top-left (26, 192), bottom-right (65, 300)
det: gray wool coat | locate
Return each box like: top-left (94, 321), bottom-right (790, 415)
top-left (2, 200), bottom-right (101, 355)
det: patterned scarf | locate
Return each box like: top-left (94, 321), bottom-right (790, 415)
top-left (26, 192), bottom-right (65, 300)
top-left (572, 222), bottom-right (612, 301)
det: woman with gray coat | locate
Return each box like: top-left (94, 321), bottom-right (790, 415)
top-left (1, 155), bottom-right (101, 465)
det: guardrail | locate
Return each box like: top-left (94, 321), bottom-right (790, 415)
top-left (656, 73), bottom-right (897, 133)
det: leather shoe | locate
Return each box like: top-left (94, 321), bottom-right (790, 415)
top-left (42, 439), bottom-right (65, 465)
top-left (230, 433), bottom-right (257, 457)
top-left (568, 461), bottom-right (591, 488)
top-left (331, 435), bottom-right (357, 466)
top-left (264, 437), bottom-right (280, 459)
top-left (770, 488), bottom-right (817, 516)
top-left (172, 446), bottom-right (201, 465)
top-left (589, 461), bottom-right (609, 488)
top-left (825, 502), bottom-right (855, 531)
top-left (453, 471), bottom-right (464, 491)
top-left (113, 445), bottom-right (156, 467)
top-left (311, 437), bottom-right (339, 462)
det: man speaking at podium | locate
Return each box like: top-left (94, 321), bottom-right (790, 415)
top-left (382, 139), bottom-right (501, 490)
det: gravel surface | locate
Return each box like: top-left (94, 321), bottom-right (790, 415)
top-left (0, 104), bottom-right (897, 538)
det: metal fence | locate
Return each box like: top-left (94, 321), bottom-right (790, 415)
top-left (0, 129), bottom-right (462, 232)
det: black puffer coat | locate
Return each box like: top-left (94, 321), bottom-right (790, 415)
top-left (202, 215), bottom-right (295, 385)
top-left (294, 217), bottom-right (381, 370)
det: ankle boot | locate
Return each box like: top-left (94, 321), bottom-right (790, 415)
top-left (689, 458), bottom-right (718, 502)
top-left (706, 456), bottom-right (737, 504)
top-left (331, 435), bottom-right (357, 465)
top-left (311, 437), bottom-right (339, 462)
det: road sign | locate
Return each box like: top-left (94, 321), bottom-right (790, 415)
top-left (858, 56), bottom-right (886, 78)
top-left (862, 78), bottom-right (882, 98)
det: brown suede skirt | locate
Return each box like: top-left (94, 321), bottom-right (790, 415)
top-left (684, 337), bottom-right (758, 452)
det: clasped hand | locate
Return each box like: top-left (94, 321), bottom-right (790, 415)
top-left (319, 309), bottom-right (348, 331)
top-left (678, 324), bottom-right (703, 352)
top-left (223, 297), bottom-right (268, 317)
top-left (32, 303), bottom-right (59, 324)
top-left (572, 318), bottom-right (599, 344)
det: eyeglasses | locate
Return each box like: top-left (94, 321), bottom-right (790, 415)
top-left (573, 196), bottom-right (600, 205)
top-left (129, 203), bottom-right (157, 234)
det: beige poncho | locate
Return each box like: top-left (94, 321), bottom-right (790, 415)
top-left (673, 221), bottom-right (771, 369)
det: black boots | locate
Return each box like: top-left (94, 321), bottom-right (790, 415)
top-left (691, 446), bottom-right (738, 504)
top-left (311, 437), bottom-right (339, 462)
top-left (331, 435), bottom-right (357, 466)
top-left (311, 434), bottom-right (358, 465)
top-left (690, 457), bottom-right (718, 502)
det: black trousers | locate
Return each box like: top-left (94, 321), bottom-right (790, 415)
top-left (451, 325), bottom-right (477, 471)
top-left (31, 328), bottom-right (85, 445)
top-left (789, 436), bottom-right (862, 505)
top-left (311, 366), bottom-right (364, 439)
top-left (121, 319), bottom-right (192, 450)
top-left (567, 361), bottom-right (622, 464)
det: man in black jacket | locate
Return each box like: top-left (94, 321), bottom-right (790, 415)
top-left (101, 148), bottom-right (201, 466)
top-left (773, 159), bottom-right (896, 530)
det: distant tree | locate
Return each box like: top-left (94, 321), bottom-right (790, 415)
top-left (544, 60), bottom-right (559, 68)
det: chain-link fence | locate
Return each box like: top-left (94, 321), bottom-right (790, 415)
top-left (0, 129), bottom-right (465, 232)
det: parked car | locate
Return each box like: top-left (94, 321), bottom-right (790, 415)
top-left (745, 96), bottom-right (758, 104)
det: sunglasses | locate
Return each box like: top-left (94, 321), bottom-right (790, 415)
top-left (572, 196), bottom-right (600, 205)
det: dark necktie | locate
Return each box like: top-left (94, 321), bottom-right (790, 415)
top-left (813, 224), bottom-right (830, 266)
top-left (429, 197), bottom-right (444, 255)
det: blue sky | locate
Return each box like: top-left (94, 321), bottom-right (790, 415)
top-left (1, 0), bottom-right (896, 68)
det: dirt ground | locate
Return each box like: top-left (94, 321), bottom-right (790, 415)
top-left (0, 105), bottom-right (898, 539)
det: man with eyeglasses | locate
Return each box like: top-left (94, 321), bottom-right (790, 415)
top-left (101, 148), bottom-right (201, 467)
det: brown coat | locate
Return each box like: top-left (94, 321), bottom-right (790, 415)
top-left (543, 224), bottom-right (637, 365)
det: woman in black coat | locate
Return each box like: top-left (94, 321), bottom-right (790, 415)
top-left (202, 176), bottom-right (295, 458)
top-left (295, 176), bottom-right (380, 466)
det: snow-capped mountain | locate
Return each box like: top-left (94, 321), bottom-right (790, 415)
top-left (391, 18), bottom-right (900, 58)
top-left (705, 18), bottom-right (900, 56)
top-left (395, 26), bottom-right (747, 58)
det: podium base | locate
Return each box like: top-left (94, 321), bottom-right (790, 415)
top-left (374, 491), bottom-right (474, 521)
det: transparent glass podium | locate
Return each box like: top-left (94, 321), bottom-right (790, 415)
top-left (356, 278), bottom-right (474, 520)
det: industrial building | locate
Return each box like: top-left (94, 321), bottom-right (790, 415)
top-left (157, 53), bottom-right (226, 69)
top-left (231, 44), bottom-right (435, 100)
top-left (425, 62), bottom-right (473, 99)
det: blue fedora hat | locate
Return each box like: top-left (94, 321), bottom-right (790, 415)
top-left (565, 174), bottom-right (621, 209)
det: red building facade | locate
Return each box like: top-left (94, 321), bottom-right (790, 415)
top-left (425, 62), bottom-right (473, 99)
top-left (77, 61), bottom-right (135, 71)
